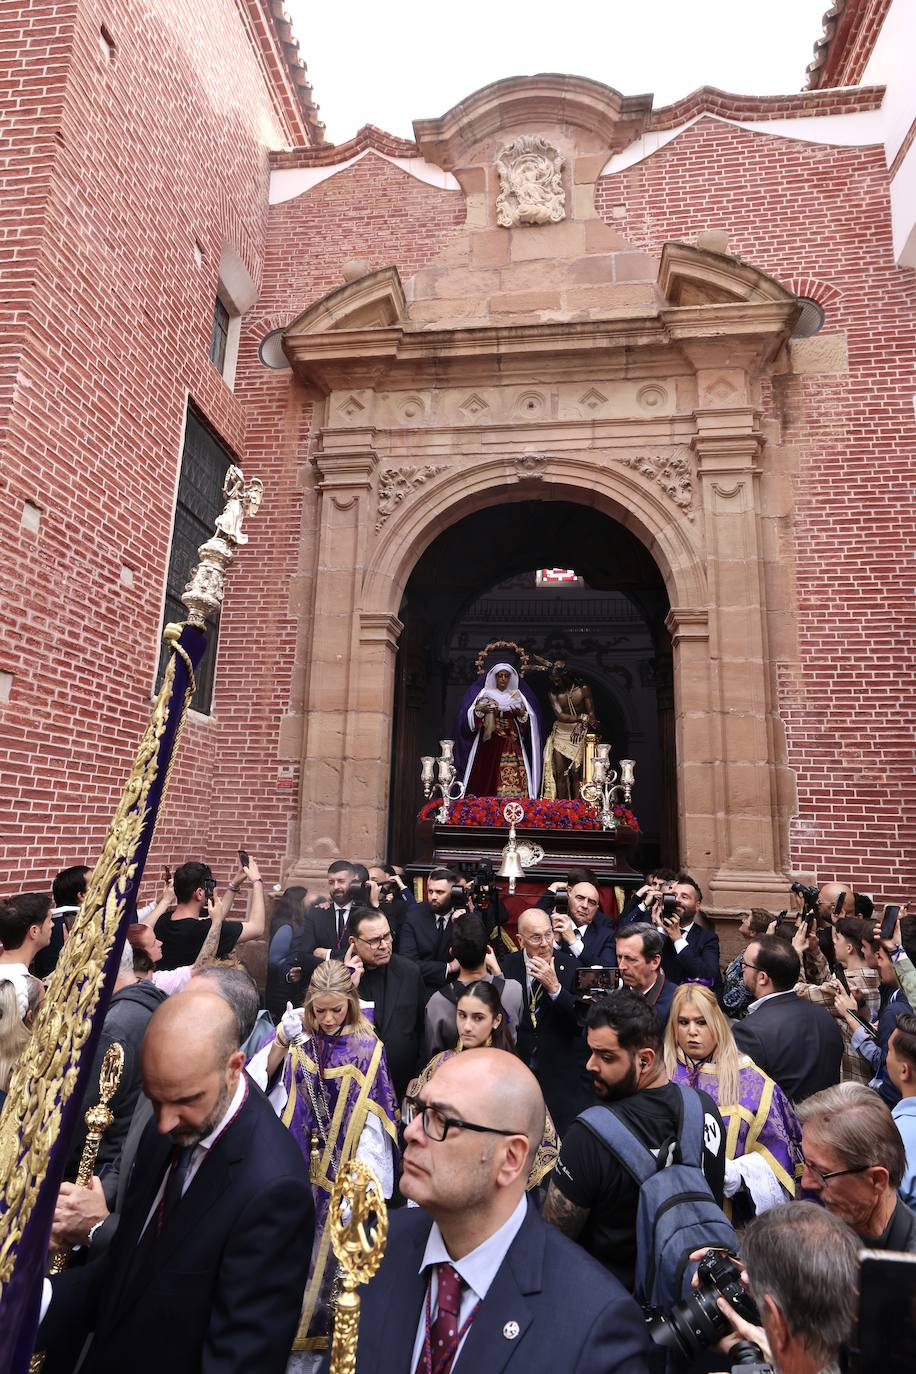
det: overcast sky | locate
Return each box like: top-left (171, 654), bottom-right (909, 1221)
top-left (286, 0), bottom-right (832, 145)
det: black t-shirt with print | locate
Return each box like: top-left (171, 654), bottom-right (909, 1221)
top-left (551, 1082), bottom-right (726, 1292)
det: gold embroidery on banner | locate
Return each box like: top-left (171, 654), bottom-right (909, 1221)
top-left (0, 632), bottom-right (195, 1293)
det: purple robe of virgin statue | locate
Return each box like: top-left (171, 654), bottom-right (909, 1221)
top-left (279, 1029), bottom-right (399, 1355)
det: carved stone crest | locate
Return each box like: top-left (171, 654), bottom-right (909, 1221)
top-left (495, 135), bottom-right (565, 228)
top-left (376, 465), bottom-right (445, 531)
top-left (620, 450), bottom-right (695, 519)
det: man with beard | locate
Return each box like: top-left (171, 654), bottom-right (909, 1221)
top-left (38, 989), bottom-right (313, 1373)
top-left (541, 989), bottom-right (726, 1293)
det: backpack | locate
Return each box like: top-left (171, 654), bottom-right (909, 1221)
top-left (579, 1082), bottom-right (737, 1307)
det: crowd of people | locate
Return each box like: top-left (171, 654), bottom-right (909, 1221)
top-left (1, 856), bottom-right (915, 1373)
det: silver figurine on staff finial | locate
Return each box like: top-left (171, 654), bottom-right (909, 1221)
top-left (180, 464), bottom-right (263, 628)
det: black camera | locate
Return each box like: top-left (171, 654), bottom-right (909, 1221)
top-left (791, 881), bottom-right (819, 909)
top-left (646, 1249), bottom-right (762, 1366)
top-left (554, 885), bottom-right (569, 917)
top-left (661, 891), bottom-right (678, 917)
top-left (346, 879), bottom-right (369, 907)
top-left (729, 1340), bottom-right (775, 1373)
top-left (378, 879), bottom-right (400, 902)
top-left (467, 861), bottom-right (495, 912)
top-left (450, 883), bottom-right (469, 911)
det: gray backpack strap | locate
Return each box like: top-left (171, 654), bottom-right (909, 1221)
top-left (676, 1083), bottom-right (705, 1167)
top-left (578, 1106), bottom-right (656, 1184)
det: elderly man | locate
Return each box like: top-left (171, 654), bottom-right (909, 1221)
top-left (540, 870), bottom-right (615, 966)
top-left (39, 989), bottom-right (313, 1373)
top-left (502, 908), bottom-right (588, 1132)
top-left (347, 1049), bottom-right (651, 1374)
top-left (798, 1081), bottom-right (916, 1251)
top-left (615, 923), bottom-right (675, 1029)
top-left (709, 1201), bottom-right (859, 1374)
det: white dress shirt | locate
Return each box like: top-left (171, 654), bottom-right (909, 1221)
top-left (410, 1195), bottom-right (528, 1372)
top-left (673, 921), bottom-right (694, 953)
top-left (746, 989), bottom-right (790, 1014)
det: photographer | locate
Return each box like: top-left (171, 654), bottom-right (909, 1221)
top-left (798, 1082), bottom-right (916, 1251)
top-left (658, 874), bottom-right (722, 994)
top-left (368, 861), bottom-right (415, 946)
top-left (831, 924), bottom-right (912, 1106)
top-left (617, 868), bottom-right (678, 932)
top-left (541, 870), bottom-right (615, 965)
top-left (153, 858), bottom-right (264, 970)
top-left (695, 1202), bottom-right (859, 1374)
top-left (794, 917), bottom-right (881, 1085)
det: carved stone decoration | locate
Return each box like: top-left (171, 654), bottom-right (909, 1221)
top-left (620, 450), bottom-right (695, 519)
top-left (495, 135), bottom-right (565, 228)
top-left (375, 465), bottom-right (446, 531)
top-left (513, 453), bottom-right (548, 481)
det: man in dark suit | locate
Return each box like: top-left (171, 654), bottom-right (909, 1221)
top-left (294, 858), bottom-right (360, 964)
top-left (347, 905), bottom-right (425, 1099)
top-left (659, 873), bottom-right (722, 993)
top-left (345, 1048), bottom-right (651, 1374)
top-left (38, 988), bottom-right (313, 1373)
top-left (502, 908), bottom-right (590, 1133)
top-left (539, 873), bottom-right (616, 967)
top-left (615, 923), bottom-right (676, 1030)
top-left (399, 867), bottom-right (462, 999)
top-left (733, 935), bottom-right (844, 1102)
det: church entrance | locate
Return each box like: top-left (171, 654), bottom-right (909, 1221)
top-left (388, 500), bottom-right (675, 870)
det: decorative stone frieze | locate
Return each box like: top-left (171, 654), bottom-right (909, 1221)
top-left (620, 449), bottom-right (695, 518)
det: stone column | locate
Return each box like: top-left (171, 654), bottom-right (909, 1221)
top-left (691, 398), bottom-right (789, 907)
top-left (288, 431), bottom-right (382, 884)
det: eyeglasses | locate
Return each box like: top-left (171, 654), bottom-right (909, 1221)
top-left (355, 931), bottom-right (393, 951)
top-left (743, 962), bottom-right (760, 972)
top-left (800, 1157), bottom-right (872, 1187)
top-left (403, 1094), bottom-right (523, 1142)
top-left (523, 932), bottom-right (553, 946)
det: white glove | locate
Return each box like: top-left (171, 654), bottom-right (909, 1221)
top-left (281, 1002), bottom-right (305, 1047)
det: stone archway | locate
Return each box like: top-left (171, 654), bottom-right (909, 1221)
top-left (278, 75), bottom-right (800, 908)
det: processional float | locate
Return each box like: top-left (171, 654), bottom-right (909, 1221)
top-left (0, 468), bottom-right (261, 1374)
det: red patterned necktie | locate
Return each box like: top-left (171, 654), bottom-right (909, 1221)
top-left (430, 1261), bottom-right (463, 1374)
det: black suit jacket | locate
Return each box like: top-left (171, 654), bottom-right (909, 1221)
top-left (296, 899), bottom-right (351, 961)
top-left (399, 903), bottom-right (456, 996)
top-left (502, 949), bottom-right (590, 1134)
top-left (339, 1199), bottom-right (651, 1374)
top-left (661, 922), bottom-right (722, 991)
top-left (359, 953), bottom-right (426, 1099)
top-left (40, 1081), bottom-right (314, 1374)
top-left (733, 991), bottom-right (844, 1103)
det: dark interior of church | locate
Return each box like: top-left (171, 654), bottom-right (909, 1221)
top-left (390, 500), bottom-right (677, 869)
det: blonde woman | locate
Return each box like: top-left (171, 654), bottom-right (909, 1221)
top-left (250, 961), bottom-right (398, 1370)
top-left (663, 983), bottom-right (802, 1223)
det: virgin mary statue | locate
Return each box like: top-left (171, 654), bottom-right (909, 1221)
top-left (453, 662), bottom-right (542, 798)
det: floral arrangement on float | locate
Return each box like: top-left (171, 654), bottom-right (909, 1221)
top-left (418, 795), bottom-right (639, 832)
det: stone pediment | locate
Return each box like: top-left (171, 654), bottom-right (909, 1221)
top-left (283, 266), bottom-right (406, 339)
top-left (659, 242), bottom-right (798, 309)
top-left (413, 73), bottom-right (654, 168)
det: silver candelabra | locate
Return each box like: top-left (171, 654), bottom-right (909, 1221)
top-left (580, 744), bottom-right (636, 830)
top-left (420, 740), bottom-right (466, 824)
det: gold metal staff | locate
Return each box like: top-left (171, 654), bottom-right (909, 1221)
top-left (30, 1042), bottom-right (126, 1371)
top-left (327, 1160), bottom-right (388, 1374)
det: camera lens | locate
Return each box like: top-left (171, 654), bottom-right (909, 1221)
top-left (645, 1288), bottom-right (730, 1363)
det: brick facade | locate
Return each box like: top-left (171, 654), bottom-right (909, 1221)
top-left (2, 8), bottom-right (915, 907)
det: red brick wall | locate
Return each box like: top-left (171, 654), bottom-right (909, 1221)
top-left (0, 0), bottom-right (295, 892)
top-left (597, 116), bottom-right (916, 898)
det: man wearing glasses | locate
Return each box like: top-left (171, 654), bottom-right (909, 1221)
top-left (349, 1048), bottom-right (651, 1374)
top-left (346, 905), bottom-right (425, 1100)
top-left (797, 1081), bottom-right (916, 1252)
top-left (501, 909), bottom-right (589, 1133)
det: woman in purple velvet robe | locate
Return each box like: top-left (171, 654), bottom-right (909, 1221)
top-left (663, 983), bottom-right (802, 1226)
top-left (251, 961), bottom-right (399, 1369)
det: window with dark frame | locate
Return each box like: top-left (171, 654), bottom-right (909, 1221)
top-left (209, 294), bottom-right (230, 373)
top-left (156, 407), bottom-right (233, 713)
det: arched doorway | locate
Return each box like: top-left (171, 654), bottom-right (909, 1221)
top-left (388, 500), bottom-right (676, 868)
